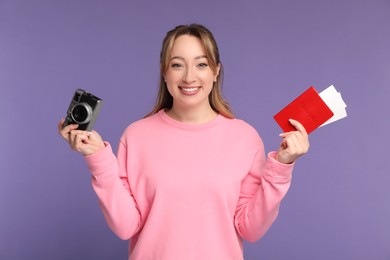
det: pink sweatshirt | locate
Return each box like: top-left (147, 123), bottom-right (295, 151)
top-left (85, 109), bottom-right (294, 260)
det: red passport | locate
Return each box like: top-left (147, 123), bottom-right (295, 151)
top-left (273, 86), bottom-right (334, 134)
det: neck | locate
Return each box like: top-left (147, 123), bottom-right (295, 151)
top-left (165, 104), bottom-right (218, 124)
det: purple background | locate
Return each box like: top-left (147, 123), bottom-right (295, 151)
top-left (1, 0), bottom-right (389, 259)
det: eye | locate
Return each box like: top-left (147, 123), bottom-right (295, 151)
top-left (170, 63), bottom-right (185, 71)
top-left (197, 63), bottom-right (209, 68)
top-left (171, 63), bottom-right (182, 68)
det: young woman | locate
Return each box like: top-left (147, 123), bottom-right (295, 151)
top-left (58, 24), bottom-right (309, 260)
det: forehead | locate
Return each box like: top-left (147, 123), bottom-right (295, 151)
top-left (170, 35), bottom-right (206, 58)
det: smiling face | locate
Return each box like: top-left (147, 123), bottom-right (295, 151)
top-left (164, 35), bottom-right (220, 113)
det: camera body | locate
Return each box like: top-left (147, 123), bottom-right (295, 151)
top-left (62, 89), bottom-right (103, 131)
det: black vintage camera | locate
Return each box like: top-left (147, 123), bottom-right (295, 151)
top-left (62, 89), bottom-right (103, 131)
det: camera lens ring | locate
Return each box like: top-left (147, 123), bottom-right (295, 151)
top-left (70, 102), bottom-right (93, 124)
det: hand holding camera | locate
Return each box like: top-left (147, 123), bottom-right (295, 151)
top-left (58, 89), bottom-right (105, 156)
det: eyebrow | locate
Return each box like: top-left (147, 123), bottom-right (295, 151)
top-left (170, 55), bottom-right (208, 61)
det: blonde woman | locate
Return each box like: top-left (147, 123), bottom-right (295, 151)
top-left (58, 24), bottom-right (309, 260)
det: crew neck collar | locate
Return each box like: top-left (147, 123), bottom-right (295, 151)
top-left (157, 109), bottom-right (224, 130)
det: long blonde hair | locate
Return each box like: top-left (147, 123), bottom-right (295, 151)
top-left (145, 24), bottom-right (234, 119)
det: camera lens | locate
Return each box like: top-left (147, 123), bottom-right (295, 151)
top-left (71, 103), bottom-right (92, 124)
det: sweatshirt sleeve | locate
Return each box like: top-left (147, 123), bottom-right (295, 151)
top-left (84, 141), bottom-right (142, 240)
top-left (234, 148), bottom-right (293, 242)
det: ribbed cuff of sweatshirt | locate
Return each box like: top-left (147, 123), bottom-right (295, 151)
top-left (84, 141), bottom-right (116, 177)
top-left (266, 151), bottom-right (294, 180)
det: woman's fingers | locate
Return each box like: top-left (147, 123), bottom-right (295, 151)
top-left (57, 118), bottom-right (104, 156)
top-left (288, 119), bottom-right (308, 137)
top-left (58, 119), bottom-right (79, 141)
top-left (276, 119), bottom-right (310, 164)
top-left (69, 130), bottom-right (90, 148)
top-left (279, 119), bottom-right (308, 138)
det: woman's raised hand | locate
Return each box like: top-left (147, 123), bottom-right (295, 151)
top-left (57, 119), bottom-right (105, 156)
top-left (276, 119), bottom-right (310, 164)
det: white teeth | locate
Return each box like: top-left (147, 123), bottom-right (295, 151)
top-left (181, 87), bottom-right (198, 92)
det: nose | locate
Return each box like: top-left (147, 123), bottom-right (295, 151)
top-left (183, 67), bottom-right (195, 83)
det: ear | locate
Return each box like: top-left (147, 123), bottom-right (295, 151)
top-left (214, 63), bottom-right (221, 82)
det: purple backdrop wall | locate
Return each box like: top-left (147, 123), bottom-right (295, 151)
top-left (1, 0), bottom-right (389, 259)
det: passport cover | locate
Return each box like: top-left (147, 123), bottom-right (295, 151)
top-left (273, 86), bottom-right (334, 134)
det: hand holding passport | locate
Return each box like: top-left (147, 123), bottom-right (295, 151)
top-left (273, 85), bottom-right (347, 134)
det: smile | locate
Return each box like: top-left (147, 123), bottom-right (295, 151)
top-left (180, 87), bottom-right (200, 93)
